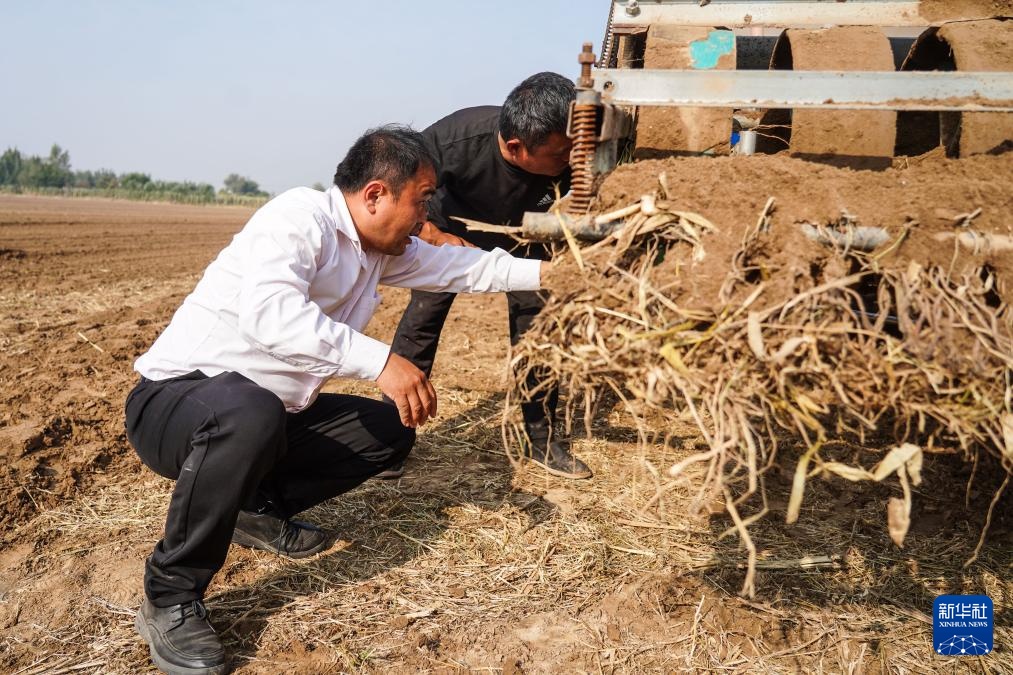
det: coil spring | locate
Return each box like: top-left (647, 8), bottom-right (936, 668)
top-left (568, 104), bottom-right (598, 215)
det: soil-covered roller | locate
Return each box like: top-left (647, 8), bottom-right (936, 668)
top-left (899, 18), bottom-right (1013, 157)
top-left (633, 25), bottom-right (736, 158)
top-left (761, 26), bottom-right (898, 167)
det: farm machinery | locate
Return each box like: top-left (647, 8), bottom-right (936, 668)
top-left (516, 0), bottom-right (1013, 237)
top-left (503, 5), bottom-right (1013, 586)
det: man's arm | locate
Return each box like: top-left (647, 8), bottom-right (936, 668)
top-left (380, 238), bottom-right (542, 293)
top-left (236, 212), bottom-right (390, 382)
top-left (237, 212), bottom-right (440, 427)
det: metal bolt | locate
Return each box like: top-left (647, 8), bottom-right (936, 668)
top-left (625, 0), bottom-right (640, 16)
top-left (578, 42), bottom-right (596, 89)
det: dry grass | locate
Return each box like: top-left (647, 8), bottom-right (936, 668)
top-left (508, 185), bottom-right (1013, 599)
top-left (1, 195), bottom-right (1009, 673)
top-left (2, 387), bottom-right (1009, 673)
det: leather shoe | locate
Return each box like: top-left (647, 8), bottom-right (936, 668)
top-left (231, 510), bottom-right (329, 558)
top-left (374, 460), bottom-right (406, 480)
top-left (522, 430), bottom-right (593, 480)
top-left (135, 598), bottom-right (227, 675)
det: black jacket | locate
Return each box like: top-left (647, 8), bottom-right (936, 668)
top-left (423, 105), bottom-right (570, 257)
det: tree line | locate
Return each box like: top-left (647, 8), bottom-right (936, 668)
top-left (0, 144), bottom-right (270, 206)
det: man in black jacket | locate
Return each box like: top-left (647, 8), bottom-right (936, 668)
top-left (383, 72), bottom-right (592, 480)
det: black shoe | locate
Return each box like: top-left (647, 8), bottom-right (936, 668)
top-left (231, 510), bottom-right (330, 558)
top-left (374, 460), bottom-right (406, 480)
top-left (135, 598), bottom-right (227, 675)
top-left (522, 435), bottom-right (593, 480)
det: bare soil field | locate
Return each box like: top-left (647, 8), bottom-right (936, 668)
top-left (0, 186), bottom-right (1009, 674)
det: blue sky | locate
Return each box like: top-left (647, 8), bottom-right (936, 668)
top-left (0, 1), bottom-right (604, 193)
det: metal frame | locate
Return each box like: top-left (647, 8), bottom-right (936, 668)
top-left (594, 69), bottom-right (1013, 112)
top-left (611, 0), bottom-right (938, 28)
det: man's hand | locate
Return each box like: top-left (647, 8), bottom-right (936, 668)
top-left (418, 221), bottom-right (477, 248)
top-left (376, 352), bottom-right (438, 428)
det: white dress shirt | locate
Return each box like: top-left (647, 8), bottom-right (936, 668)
top-left (135, 186), bottom-right (541, 411)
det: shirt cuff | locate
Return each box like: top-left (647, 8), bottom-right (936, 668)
top-left (341, 332), bottom-right (392, 381)
top-left (510, 257), bottom-right (543, 291)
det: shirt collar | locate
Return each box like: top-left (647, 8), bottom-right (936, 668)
top-left (328, 186), bottom-right (368, 268)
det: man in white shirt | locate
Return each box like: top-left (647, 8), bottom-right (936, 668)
top-left (126, 125), bottom-right (545, 675)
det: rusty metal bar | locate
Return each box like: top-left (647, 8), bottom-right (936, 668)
top-left (611, 0), bottom-right (945, 28)
top-left (595, 69), bottom-right (1013, 111)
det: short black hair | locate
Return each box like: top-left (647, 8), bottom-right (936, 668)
top-left (499, 72), bottom-right (576, 150)
top-left (333, 124), bottom-right (435, 198)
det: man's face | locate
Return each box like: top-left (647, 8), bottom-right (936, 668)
top-left (364, 165), bottom-right (437, 256)
top-left (513, 132), bottom-right (573, 177)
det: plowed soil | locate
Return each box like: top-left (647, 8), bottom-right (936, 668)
top-left (0, 185), bottom-right (1009, 673)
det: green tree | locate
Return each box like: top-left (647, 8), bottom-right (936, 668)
top-left (16, 156), bottom-right (48, 187)
top-left (72, 169), bottom-right (96, 188)
top-left (223, 173), bottom-right (264, 195)
top-left (120, 172), bottom-right (152, 190)
top-left (93, 169), bottom-right (118, 189)
top-left (48, 144), bottom-right (71, 174)
top-left (0, 148), bottom-right (23, 185)
top-left (196, 183), bottom-right (215, 201)
top-left (13, 144), bottom-right (72, 188)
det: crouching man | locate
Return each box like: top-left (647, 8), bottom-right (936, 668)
top-left (125, 125), bottom-right (548, 675)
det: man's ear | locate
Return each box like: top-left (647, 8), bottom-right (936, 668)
top-left (504, 138), bottom-right (525, 160)
top-left (363, 180), bottom-right (385, 214)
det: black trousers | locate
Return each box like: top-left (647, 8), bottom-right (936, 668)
top-left (389, 289), bottom-right (558, 432)
top-left (124, 370), bottom-right (413, 607)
